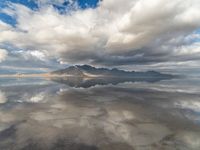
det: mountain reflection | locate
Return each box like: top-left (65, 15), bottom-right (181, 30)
top-left (0, 78), bottom-right (200, 150)
top-left (50, 76), bottom-right (171, 88)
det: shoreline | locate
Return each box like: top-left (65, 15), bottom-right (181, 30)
top-left (0, 73), bottom-right (100, 78)
top-left (0, 74), bottom-right (46, 78)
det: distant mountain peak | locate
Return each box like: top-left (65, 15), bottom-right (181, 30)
top-left (76, 65), bottom-right (95, 70)
top-left (51, 65), bottom-right (173, 79)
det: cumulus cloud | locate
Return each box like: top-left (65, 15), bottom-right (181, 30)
top-left (0, 0), bottom-right (200, 68)
top-left (14, 50), bottom-right (47, 61)
top-left (0, 48), bottom-right (8, 62)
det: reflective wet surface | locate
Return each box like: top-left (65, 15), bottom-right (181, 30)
top-left (0, 77), bottom-right (200, 150)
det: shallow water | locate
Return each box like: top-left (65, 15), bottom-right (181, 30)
top-left (0, 77), bottom-right (200, 150)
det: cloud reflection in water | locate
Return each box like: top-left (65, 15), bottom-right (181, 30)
top-left (0, 77), bottom-right (200, 149)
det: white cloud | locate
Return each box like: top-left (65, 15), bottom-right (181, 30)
top-left (174, 43), bottom-right (200, 56)
top-left (14, 50), bottom-right (47, 61)
top-left (0, 20), bottom-right (12, 30)
top-left (0, 49), bottom-right (8, 62)
top-left (0, 0), bottom-right (200, 67)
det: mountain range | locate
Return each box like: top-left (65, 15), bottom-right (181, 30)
top-left (51, 65), bottom-right (173, 79)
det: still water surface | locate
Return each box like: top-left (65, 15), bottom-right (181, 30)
top-left (0, 77), bottom-right (200, 150)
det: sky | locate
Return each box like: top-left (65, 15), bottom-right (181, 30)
top-left (0, 0), bottom-right (200, 73)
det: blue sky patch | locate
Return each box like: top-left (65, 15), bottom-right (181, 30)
top-left (0, 0), bottom-right (100, 26)
top-left (78, 0), bottom-right (100, 9)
